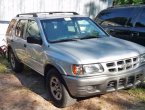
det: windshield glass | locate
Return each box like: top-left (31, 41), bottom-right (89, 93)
top-left (41, 17), bottom-right (108, 43)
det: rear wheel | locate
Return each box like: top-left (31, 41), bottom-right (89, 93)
top-left (46, 69), bottom-right (76, 108)
top-left (9, 50), bottom-right (23, 73)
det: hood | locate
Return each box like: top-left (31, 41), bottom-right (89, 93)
top-left (51, 37), bottom-right (145, 64)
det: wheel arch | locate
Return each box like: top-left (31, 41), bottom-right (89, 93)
top-left (44, 63), bottom-right (74, 98)
top-left (7, 45), bottom-right (21, 62)
top-left (7, 45), bottom-right (12, 61)
top-left (44, 63), bottom-right (65, 77)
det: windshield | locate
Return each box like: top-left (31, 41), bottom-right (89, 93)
top-left (41, 17), bottom-right (108, 43)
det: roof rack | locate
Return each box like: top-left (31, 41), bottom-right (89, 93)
top-left (16, 12), bottom-right (79, 17)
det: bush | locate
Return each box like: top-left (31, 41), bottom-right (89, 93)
top-left (113, 0), bottom-right (145, 5)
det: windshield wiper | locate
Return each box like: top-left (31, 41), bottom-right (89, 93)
top-left (80, 35), bottom-right (100, 40)
top-left (49, 35), bottom-right (100, 43)
top-left (50, 38), bottom-right (78, 43)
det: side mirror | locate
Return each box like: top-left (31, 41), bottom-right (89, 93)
top-left (27, 36), bottom-right (42, 45)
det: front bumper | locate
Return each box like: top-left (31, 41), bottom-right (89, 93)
top-left (63, 65), bottom-right (145, 97)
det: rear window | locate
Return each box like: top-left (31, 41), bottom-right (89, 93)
top-left (96, 7), bottom-right (134, 26)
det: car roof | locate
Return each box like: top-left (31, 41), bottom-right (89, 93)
top-left (15, 15), bottom-right (87, 20)
top-left (97, 5), bottom-right (145, 16)
top-left (108, 4), bottom-right (145, 10)
top-left (39, 15), bottom-right (87, 20)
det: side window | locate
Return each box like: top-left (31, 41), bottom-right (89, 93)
top-left (135, 9), bottom-right (145, 27)
top-left (98, 8), bottom-right (133, 27)
top-left (15, 20), bottom-right (27, 38)
top-left (6, 19), bottom-right (16, 36)
top-left (26, 20), bottom-right (40, 38)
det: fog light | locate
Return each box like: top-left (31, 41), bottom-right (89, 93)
top-left (87, 86), bottom-right (94, 91)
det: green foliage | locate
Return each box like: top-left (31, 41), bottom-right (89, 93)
top-left (129, 87), bottom-right (145, 102)
top-left (114, 0), bottom-right (145, 5)
top-left (0, 56), bottom-right (10, 73)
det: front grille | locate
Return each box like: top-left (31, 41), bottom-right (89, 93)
top-left (136, 74), bottom-right (143, 81)
top-left (119, 78), bottom-right (126, 87)
top-left (107, 80), bottom-right (117, 91)
top-left (106, 57), bottom-right (139, 73)
top-left (106, 73), bottom-right (143, 91)
top-left (128, 76), bottom-right (134, 84)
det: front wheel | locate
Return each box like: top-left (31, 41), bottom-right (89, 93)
top-left (9, 50), bottom-right (23, 73)
top-left (46, 69), bottom-right (76, 108)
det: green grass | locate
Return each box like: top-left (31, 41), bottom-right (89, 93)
top-left (128, 87), bottom-right (145, 102)
top-left (0, 56), bottom-right (10, 73)
top-left (0, 55), bottom-right (33, 74)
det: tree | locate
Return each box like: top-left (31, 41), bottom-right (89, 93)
top-left (113, 0), bottom-right (145, 5)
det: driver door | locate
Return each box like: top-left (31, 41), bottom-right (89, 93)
top-left (25, 20), bottom-right (44, 74)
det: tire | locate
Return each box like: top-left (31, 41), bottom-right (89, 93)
top-left (9, 49), bottom-right (24, 73)
top-left (46, 69), bottom-right (76, 108)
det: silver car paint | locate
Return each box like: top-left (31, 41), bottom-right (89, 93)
top-left (63, 65), bottom-right (145, 97)
top-left (50, 37), bottom-right (143, 64)
top-left (7, 16), bottom-right (145, 97)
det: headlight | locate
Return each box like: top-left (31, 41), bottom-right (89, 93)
top-left (83, 64), bottom-right (104, 74)
top-left (140, 54), bottom-right (145, 63)
top-left (72, 64), bottom-right (104, 75)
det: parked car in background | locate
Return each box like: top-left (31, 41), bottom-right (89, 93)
top-left (6, 12), bottom-right (145, 108)
top-left (95, 5), bottom-right (145, 46)
top-left (0, 21), bottom-right (9, 56)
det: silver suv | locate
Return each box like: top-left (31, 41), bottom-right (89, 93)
top-left (6, 12), bottom-right (145, 107)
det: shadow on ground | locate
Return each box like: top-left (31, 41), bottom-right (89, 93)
top-left (0, 54), bottom-right (47, 97)
top-left (14, 67), bottom-right (48, 100)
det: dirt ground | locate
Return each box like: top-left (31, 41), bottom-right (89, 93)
top-left (0, 68), bottom-right (145, 110)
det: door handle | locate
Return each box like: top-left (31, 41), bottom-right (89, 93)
top-left (24, 44), bottom-right (27, 48)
